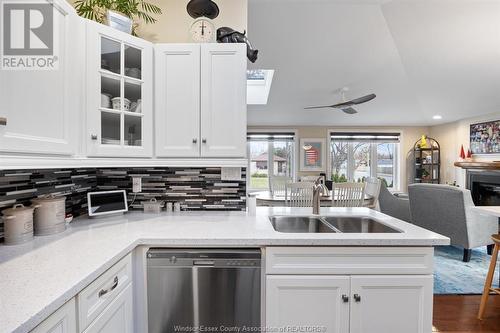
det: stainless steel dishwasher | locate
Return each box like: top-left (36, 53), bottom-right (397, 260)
top-left (147, 248), bottom-right (261, 333)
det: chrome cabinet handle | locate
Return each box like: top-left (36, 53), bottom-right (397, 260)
top-left (91, 134), bottom-right (98, 140)
top-left (341, 294), bottom-right (349, 303)
top-left (0, 117), bottom-right (6, 126)
top-left (98, 276), bottom-right (118, 297)
top-left (192, 138), bottom-right (198, 144)
top-left (353, 294), bottom-right (361, 302)
top-left (202, 138), bottom-right (207, 144)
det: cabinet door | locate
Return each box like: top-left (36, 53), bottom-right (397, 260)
top-left (155, 44), bottom-right (200, 157)
top-left (0, 0), bottom-right (80, 156)
top-left (350, 275), bottom-right (433, 333)
top-left (86, 20), bottom-right (153, 157)
top-left (83, 283), bottom-right (133, 333)
top-left (266, 275), bottom-right (350, 333)
top-left (200, 43), bottom-right (247, 158)
top-left (32, 298), bottom-right (77, 333)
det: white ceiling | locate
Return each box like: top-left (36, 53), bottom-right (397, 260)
top-left (247, 0), bottom-right (500, 126)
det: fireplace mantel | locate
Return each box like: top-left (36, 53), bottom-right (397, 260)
top-left (454, 161), bottom-right (500, 170)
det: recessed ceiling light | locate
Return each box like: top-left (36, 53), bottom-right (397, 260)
top-left (433, 115), bottom-right (442, 120)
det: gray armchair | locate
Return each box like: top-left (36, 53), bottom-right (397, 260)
top-left (408, 184), bottom-right (498, 262)
top-left (378, 183), bottom-right (411, 222)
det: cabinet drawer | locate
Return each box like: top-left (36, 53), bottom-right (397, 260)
top-left (78, 253), bottom-right (132, 332)
top-left (265, 247), bottom-right (433, 275)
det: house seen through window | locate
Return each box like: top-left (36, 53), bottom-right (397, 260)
top-left (247, 132), bottom-right (295, 191)
top-left (330, 132), bottom-right (400, 189)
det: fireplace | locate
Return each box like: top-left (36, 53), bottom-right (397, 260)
top-left (466, 170), bottom-right (500, 206)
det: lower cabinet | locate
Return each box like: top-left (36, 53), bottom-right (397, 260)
top-left (266, 276), bottom-right (350, 333)
top-left (31, 298), bottom-right (77, 333)
top-left (83, 284), bottom-right (133, 333)
top-left (266, 275), bottom-right (432, 333)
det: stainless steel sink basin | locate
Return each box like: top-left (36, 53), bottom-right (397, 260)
top-left (269, 215), bottom-right (402, 233)
top-left (269, 216), bottom-right (338, 233)
top-left (321, 216), bottom-right (401, 233)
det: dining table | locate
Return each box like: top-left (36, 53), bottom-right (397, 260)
top-left (255, 191), bottom-right (373, 207)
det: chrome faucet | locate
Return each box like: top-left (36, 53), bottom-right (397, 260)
top-left (312, 176), bottom-right (324, 215)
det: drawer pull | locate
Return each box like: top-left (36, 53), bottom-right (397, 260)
top-left (98, 276), bottom-right (118, 297)
top-left (341, 294), bottom-right (349, 303)
top-left (354, 294), bottom-right (361, 302)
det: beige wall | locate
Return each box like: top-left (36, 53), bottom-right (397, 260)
top-left (135, 0), bottom-right (247, 43)
top-left (248, 126), bottom-right (429, 191)
top-left (429, 112), bottom-right (500, 187)
top-left (70, 0), bottom-right (247, 43)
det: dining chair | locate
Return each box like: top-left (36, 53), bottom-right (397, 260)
top-left (332, 182), bottom-right (366, 207)
top-left (286, 182), bottom-right (314, 207)
top-left (364, 177), bottom-right (381, 209)
top-left (270, 176), bottom-right (291, 197)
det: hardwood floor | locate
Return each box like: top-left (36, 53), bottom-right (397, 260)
top-left (433, 295), bottom-right (500, 332)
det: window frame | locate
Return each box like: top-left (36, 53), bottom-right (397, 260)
top-left (328, 130), bottom-right (401, 191)
top-left (247, 129), bottom-right (298, 192)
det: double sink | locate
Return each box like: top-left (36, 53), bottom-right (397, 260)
top-left (269, 215), bottom-right (401, 233)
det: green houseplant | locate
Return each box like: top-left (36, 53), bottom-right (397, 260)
top-left (74, 0), bottom-right (162, 35)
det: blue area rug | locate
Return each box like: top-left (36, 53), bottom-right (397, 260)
top-left (434, 246), bottom-right (499, 294)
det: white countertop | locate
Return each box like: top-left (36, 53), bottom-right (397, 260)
top-left (0, 207), bottom-right (449, 333)
top-left (472, 206), bottom-right (500, 217)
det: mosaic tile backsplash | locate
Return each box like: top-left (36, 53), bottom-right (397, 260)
top-left (0, 167), bottom-right (247, 241)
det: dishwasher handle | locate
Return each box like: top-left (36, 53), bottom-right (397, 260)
top-left (193, 260), bottom-right (215, 266)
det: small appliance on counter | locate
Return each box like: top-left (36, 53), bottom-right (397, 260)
top-left (1, 203), bottom-right (39, 245)
top-left (31, 195), bottom-right (66, 236)
top-left (87, 190), bottom-right (128, 217)
top-left (142, 198), bottom-right (164, 214)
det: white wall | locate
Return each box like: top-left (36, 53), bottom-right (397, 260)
top-left (248, 125), bottom-right (429, 191)
top-left (429, 112), bottom-right (500, 187)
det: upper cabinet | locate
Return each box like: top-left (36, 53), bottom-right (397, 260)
top-left (0, 0), bottom-right (82, 156)
top-left (155, 43), bottom-right (247, 158)
top-left (85, 20), bottom-right (153, 157)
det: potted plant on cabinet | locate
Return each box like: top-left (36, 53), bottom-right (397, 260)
top-left (74, 0), bottom-right (162, 36)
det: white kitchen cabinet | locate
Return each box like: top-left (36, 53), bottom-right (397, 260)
top-left (266, 275), bottom-right (350, 333)
top-left (0, 0), bottom-right (81, 156)
top-left (155, 43), bottom-right (247, 158)
top-left (83, 284), bottom-right (133, 333)
top-left (265, 247), bottom-right (434, 333)
top-left (155, 44), bottom-right (200, 157)
top-left (200, 43), bottom-right (247, 158)
top-left (31, 298), bottom-right (77, 333)
top-left (85, 20), bottom-right (153, 157)
top-left (350, 275), bottom-right (433, 333)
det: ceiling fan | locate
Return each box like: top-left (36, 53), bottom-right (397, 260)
top-left (304, 88), bottom-right (376, 114)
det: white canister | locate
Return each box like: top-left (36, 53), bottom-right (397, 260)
top-left (247, 193), bottom-right (257, 216)
top-left (2, 204), bottom-right (38, 245)
top-left (166, 202), bottom-right (173, 212)
top-left (174, 202), bottom-right (181, 212)
top-left (31, 195), bottom-right (66, 236)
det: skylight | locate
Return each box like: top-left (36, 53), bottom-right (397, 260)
top-left (247, 69), bottom-right (274, 105)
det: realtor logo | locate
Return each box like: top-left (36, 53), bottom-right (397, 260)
top-left (1, 0), bottom-right (59, 70)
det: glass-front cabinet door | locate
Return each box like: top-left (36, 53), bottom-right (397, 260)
top-left (86, 20), bottom-right (152, 157)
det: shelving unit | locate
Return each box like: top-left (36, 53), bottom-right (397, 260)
top-left (413, 137), bottom-right (440, 184)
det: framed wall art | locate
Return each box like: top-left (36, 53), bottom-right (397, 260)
top-left (300, 138), bottom-right (326, 172)
top-left (470, 120), bottom-right (500, 154)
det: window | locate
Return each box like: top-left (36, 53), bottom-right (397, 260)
top-left (330, 132), bottom-right (400, 189)
top-left (247, 132), bottom-right (295, 191)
